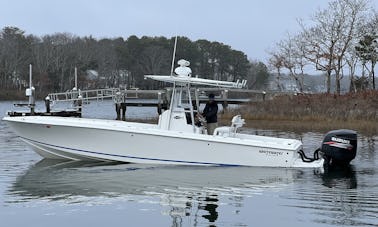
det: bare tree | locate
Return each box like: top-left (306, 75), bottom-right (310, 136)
top-left (356, 35), bottom-right (378, 89)
top-left (136, 46), bottom-right (170, 89)
top-left (299, 20), bottom-right (337, 93)
top-left (268, 52), bottom-right (285, 91)
top-left (95, 39), bottom-right (119, 88)
top-left (245, 60), bottom-right (270, 89)
top-left (345, 45), bottom-right (359, 92)
top-left (300, 0), bottom-right (369, 94)
top-left (275, 34), bottom-right (308, 92)
top-left (0, 27), bottom-right (31, 89)
top-left (333, 0), bottom-right (368, 94)
top-left (31, 36), bottom-right (55, 91)
top-left (37, 33), bottom-right (78, 91)
top-left (356, 10), bottom-right (378, 89)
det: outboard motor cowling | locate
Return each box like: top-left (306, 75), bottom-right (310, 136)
top-left (321, 129), bottom-right (357, 166)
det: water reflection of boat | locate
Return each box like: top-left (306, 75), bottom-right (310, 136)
top-left (10, 160), bottom-right (301, 224)
top-left (283, 166), bottom-right (363, 226)
top-left (11, 159), bottom-right (300, 198)
top-left (320, 165), bottom-right (357, 189)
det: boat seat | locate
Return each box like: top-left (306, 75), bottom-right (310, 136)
top-left (213, 126), bottom-right (232, 136)
top-left (213, 115), bottom-right (245, 137)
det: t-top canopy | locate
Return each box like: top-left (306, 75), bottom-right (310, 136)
top-left (145, 59), bottom-right (247, 88)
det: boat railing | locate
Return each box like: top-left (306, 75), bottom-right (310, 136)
top-left (47, 88), bottom-right (168, 103)
top-left (48, 88), bottom-right (121, 103)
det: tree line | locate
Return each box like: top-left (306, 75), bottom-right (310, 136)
top-left (269, 0), bottom-right (378, 94)
top-left (0, 27), bottom-right (269, 95)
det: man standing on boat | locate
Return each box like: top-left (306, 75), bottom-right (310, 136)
top-left (202, 93), bottom-right (218, 135)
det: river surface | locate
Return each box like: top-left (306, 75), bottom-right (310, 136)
top-left (0, 101), bottom-right (377, 227)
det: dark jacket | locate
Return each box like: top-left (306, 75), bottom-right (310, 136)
top-left (203, 101), bottom-right (218, 123)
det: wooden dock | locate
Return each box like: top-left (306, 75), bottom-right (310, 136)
top-left (40, 87), bottom-right (259, 117)
top-left (9, 87), bottom-right (272, 118)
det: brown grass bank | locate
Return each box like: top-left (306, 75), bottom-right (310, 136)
top-left (221, 91), bottom-right (378, 135)
top-left (0, 89), bottom-right (27, 100)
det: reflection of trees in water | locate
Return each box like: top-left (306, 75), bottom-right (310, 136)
top-left (167, 194), bottom-right (220, 227)
top-left (10, 159), bottom-right (297, 227)
top-left (169, 207), bottom-right (183, 227)
top-left (167, 194), bottom-right (247, 226)
top-left (285, 167), bottom-right (361, 226)
top-left (62, 135), bottom-right (378, 227)
top-left (321, 165), bottom-right (357, 189)
top-left (358, 136), bottom-right (377, 163)
top-left (200, 195), bottom-right (219, 224)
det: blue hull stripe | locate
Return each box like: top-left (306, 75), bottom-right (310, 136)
top-left (20, 137), bottom-right (240, 166)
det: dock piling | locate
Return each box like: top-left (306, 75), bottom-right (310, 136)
top-left (27, 64), bottom-right (35, 115)
top-left (121, 103), bottom-right (126, 121)
top-left (77, 95), bottom-right (82, 117)
top-left (45, 96), bottom-right (50, 113)
top-left (114, 91), bottom-right (126, 120)
top-left (222, 90), bottom-right (229, 111)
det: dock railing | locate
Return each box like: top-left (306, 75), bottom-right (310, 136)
top-left (48, 88), bottom-right (121, 103)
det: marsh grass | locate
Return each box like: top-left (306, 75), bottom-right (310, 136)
top-left (220, 91), bottom-right (378, 135)
top-left (0, 89), bottom-right (26, 100)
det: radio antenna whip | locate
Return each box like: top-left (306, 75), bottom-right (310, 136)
top-left (170, 36), bottom-right (178, 76)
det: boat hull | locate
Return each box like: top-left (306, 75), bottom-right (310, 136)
top-left (3, 116), bottom-right (324, 168)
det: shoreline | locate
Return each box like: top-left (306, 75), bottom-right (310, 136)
top-left (2, 91), bottom-right (377, 135)
top-left (220, 91), bottom-right (378, 136)
top-left (218, 115), bottom-right (377, 136)
top-left (239, 119), bottom-right (377, 136)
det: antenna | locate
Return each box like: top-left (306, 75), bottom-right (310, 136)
top-left (29, 64), bottom-right (32, 89)
top-left (167, 36), bottom-right (178, 130)
top-left (170, 36), bottom-right (178, 76)
top-left (74, 67), bottom-right (78, 89)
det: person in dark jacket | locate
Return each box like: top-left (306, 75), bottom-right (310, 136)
top-left (202, 93), bottom-right (218, 135)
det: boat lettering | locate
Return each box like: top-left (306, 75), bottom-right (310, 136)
top-left (331, 137), bottom-right (350, 144)
top-left (259, 150), bottom-right (283, 156)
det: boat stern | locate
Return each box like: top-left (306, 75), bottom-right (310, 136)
top-left (292, 157), bottom-right (324, 168)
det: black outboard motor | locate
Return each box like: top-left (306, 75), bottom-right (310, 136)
top-left (321, 129), bottom-right (357, 167)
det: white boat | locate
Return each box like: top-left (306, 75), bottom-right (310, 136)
top-left (2, 60), bottom-right (357, 168)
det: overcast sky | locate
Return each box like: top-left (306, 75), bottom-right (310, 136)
top-left (1, 0), bottom-right (377, 64)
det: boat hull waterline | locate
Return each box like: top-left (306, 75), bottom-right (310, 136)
top-left (3, 116), bottom-right (323, 168)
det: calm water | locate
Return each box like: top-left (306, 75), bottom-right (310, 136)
top-left (0, 101), bottom-right (377, 227)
